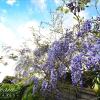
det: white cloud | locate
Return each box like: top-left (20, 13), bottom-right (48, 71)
top-left (0, 21), bottom-right (40, 49)
top-left (17, 20), bottom-right (53, 48)
top-left (63, 11), bottom-right (89, 30)
top-left (17, 20), bottom-right (39, 39)
top-left (0, 59), bottom-right (16, 83)
top-left (63, 13), bottom-right (77, 29)
top-left (6, 0), bottom-right (16, 6)
top-left (31, 0), bottom-right (46, 10)
top-left (0, 20), bottom-right (49, 50)
top-left (17, 20), bottom-right (40, 49)
top-left (0, 23), bottom-right (20, 48)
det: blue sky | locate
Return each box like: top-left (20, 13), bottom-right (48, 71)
top-left (0, 0), bottom-right (57, 29)
top-left (0, 0), bottom-right (100, 82)
top-left (0, 0), bottom-right (59, 47)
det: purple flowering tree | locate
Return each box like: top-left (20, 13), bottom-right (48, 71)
top-left (37, 0), bottom-right (100, 94)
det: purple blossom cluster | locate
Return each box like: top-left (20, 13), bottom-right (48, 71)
top-left (50, 69), bottom-right (58, 88)
top-left (83, 40), bottom-right (100, 70)
top-left (41, 80), bottom-right (48, 91)
top-left (34, 45), bottom-right (49, 57)
top-left (23, 71), bottom-right (28, 77)
top-left (48, 40), bottom-right (69, 60)
top-left (71, 55), bottom-right (83, 86)
top-left (93, 17), bottom-right (100, 32)
top-left (70, 38), bottom-right (100, 86)
top-left (82, 20), bottom-right (92, 32)
top-left (58, 63), bottom-right (67, 78)
top-left (78, 20), bottom-right (92, 37)
top-left (34, 49), bottom-right (42, 57)
top-left (43, 39), bottom-right (69, 72)
top-left (33, 77), bottom-right (39, 86)
top-left (41, 38), bottom-right (69, 91)
top-left (70, 38), bottom-right (100, 85)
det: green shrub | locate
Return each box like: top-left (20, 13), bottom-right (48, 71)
top-left (0, 83), bottom-right (24, 100)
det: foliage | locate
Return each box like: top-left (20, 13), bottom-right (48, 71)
top-left (92, 73), bottom-right (100, 96)
top-left (57, 0), bottom-right (91, 15)
top-left (0, 83), bottom-right (24, 100)
top-left (0, 71), bottom-right (99, 100)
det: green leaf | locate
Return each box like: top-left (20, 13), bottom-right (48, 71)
top-left (56, 6), bottom-right (69, 14)
top-left (93, 31), bottom-right (100, 38)
top-left (63, 7), bottom-right (69, 13)
top-left (78, 0), bottom-right (91, 10)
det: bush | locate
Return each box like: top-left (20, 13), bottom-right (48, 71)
top-left (0, 83), bottom-right (24, 100)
